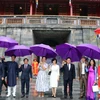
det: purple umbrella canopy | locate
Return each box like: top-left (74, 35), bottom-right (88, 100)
top-left (5, 45), bottom-right (32, 57)
top-left (77, 44), bottom-right (100, 59)
top-left (30, 44), bottom-right (57, 58)
top-left (0, 36), bottom-right (18, 48)
top-left (56, 43), bottom-right (82, 62)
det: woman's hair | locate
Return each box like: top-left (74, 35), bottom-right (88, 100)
top-left (33, 58), bottom-right (37, 61)
top-left (52, 58), bottom-right (57, 63)
top-left (88, 59), bottom-right (96, 70)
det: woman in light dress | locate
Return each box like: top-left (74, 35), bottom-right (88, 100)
top-left (50, 58), bottom-right (60, 98)
top-left (36, 57), bottom-right (49, 97)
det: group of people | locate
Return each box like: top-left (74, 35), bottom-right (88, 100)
top-left (35, 57), bottom-right (75, 99)
top-left (35, 56), bottom-right (100, 100)
top-left (0, 55), bottom-right (32, 98)
top-left (0, 55), bottom-right (76, 99)
top-left (78, 56), bottom-right (100, 100)
top-left (0, 55), bottom-right (100, 100)
top-left (36, 57), bottom-right (60, 98)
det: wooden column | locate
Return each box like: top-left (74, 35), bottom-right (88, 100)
top-left (30, 0), bottom-right (33, 15)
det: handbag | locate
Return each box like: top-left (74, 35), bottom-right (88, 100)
top-left (92, 84), bottom-right (99, 92)
top-left (48, 71), bottom-right (51, 75)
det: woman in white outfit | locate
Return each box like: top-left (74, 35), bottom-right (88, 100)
top-left (36, 57), bottom-right (49, 97)
top-left (50, 58), bottom-right (60, 98)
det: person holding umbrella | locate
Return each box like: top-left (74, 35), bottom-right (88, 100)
top-left (77, 56), bottom-right (88, 99)
top-left (19, 58), bottom-right (32, 98)
top-left (36, 57), bottom-right (49, 97)
top-left (1, 57), bottom-right (8, 92)
top-left (86, 59), bottom-right (97, 100)
top-left (49, 58), bottom-right (60, 98)
top-left (61, 57), bottom-right (75, 99)
top-left (98, 65), bottom-right (100, 99)
top-left (0, 58), bottom-right (5, 96)
top-left (2, 55), bottom-right (19, 98)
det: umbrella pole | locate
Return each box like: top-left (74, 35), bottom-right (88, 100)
top-left (18, 57), bottom-right (21, 64)
top-left (2, 48), bottom-right (5, 57)
top-left (97, 37), bottom-right (99, 66)
top-left (96, 35), bottom-right (100, 65)
top-left (2, 48), bottom-right (3, 57)
top-left (31, 54), bottom-right (32, 64)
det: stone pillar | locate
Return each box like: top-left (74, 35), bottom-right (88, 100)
top-left (30, 0), bottom-right (33, 15)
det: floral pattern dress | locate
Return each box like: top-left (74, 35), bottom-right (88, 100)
top-left (36, 63), bottom-right (49, 92)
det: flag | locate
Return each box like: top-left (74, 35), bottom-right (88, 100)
top-left (69, 0), bottom-right (73, 16)
top-left (36, 0), bottom-right (38, 8)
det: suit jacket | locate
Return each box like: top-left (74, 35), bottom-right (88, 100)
top-left (19, 64), bottom-right (32, 80)
top-left (0, 62), bottom-right (4, 79)
top-left (2, 60), bottom-right (7, 77)
top-left (61, 63), bottom-right (75, 80)
top-left (77, 62), bottom-right (87, 79)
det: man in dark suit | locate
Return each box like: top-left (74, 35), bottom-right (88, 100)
top-left (0, 59), bottom-right (5, 96)
top-left (61, 57), bottom-right (75, 99)
top-left (19, 58), bottom-right (32, 98)
top-left (1, 58), bottom-right (7, 91)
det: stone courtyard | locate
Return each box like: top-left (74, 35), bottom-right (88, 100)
top-left (0, 75), bottom-right (93, 100)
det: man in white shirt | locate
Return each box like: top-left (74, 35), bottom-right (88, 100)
top-left (77, 56), bottom-right (87, 99)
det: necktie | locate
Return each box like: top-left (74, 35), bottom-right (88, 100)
top-left (24, 65), bottom-right (27, 69)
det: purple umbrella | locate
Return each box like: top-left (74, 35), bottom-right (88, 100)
top-left (5, 45), bottom-right (32, 57)
top-left (0, 36), bottom-right (18, 48)
top-left (56, 43), bottom-right (82, 62)
top-left (30, 44), bottom-right (57, 58)
top-left (77, 44), bottom-right (100, 59)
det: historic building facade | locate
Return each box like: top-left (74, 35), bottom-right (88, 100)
top-left (0, 0), bottom-right (100, 16)
top-left (0, 0), bottom-right (100, 63)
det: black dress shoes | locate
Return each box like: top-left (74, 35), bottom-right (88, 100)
top-left (70, 96), bottom-right (73, 99)
top-left (64, 95), bottom-right (67, 99)
top-left (21, 95), bottom-right (25, 98)
top-left (26, 95), bottom-right (28, 98)
top-left (13, 96), bottom-right (16, 98)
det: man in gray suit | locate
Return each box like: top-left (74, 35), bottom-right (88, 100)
top-left (77, 56), bottom-right (88, 99)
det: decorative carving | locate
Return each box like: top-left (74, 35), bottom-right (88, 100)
top-left (62, 20), bottom-right (75, 25)
top-left (6, 18), bottom-right (23, 24)
top-left (81, 20), bottom-right (97, 26)
top-left (0, 19), bottom-right (2, 24)
top-left (46, 18), bottom-right (58, 24)
top-left (28, 19), bottom-right (41, 24)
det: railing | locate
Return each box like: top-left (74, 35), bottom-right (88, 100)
top-left (6, 18), bottom-right (23, 24)
top-left (0, 15), bottom-right (100, 26)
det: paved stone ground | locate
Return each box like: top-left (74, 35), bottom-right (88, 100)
top-left (0, 74), bottom-right (97, 100)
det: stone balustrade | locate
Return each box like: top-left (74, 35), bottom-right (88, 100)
top-left (0, 15), bottom-right (99, 26)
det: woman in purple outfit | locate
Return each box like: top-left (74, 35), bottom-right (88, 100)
top-left (86, 59), bottom-right (97, 100)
